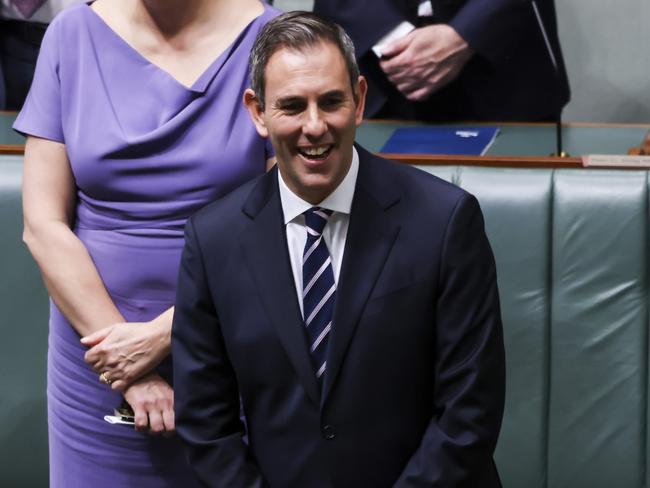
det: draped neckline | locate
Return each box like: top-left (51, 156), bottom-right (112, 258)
top-left (82, 2), bottom-right (269, 93)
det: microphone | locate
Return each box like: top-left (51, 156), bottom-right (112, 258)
top-left (531, 0), bottom-right (567, 157)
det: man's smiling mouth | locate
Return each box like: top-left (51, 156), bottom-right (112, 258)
top-left (297, 145), bottom-right (333, 161)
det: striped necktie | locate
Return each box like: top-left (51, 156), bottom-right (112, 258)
top-left (11, 0), bottom-right (46, 18)
top-left (302, 207), bottom-right (335, 386)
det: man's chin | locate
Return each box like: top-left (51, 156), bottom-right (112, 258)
top-left (294, 176), bottom-right (339, 204)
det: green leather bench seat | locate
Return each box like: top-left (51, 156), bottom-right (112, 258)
top-left (2, 158), bottom-right (648, 487)
top-left (421, 166), bottom-right (647, 488)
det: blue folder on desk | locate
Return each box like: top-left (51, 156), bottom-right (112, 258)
top-left (380, 126), bottom-right (499, 155)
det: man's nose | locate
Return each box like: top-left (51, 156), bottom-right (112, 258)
top-left (302, 105), bottom-right (327, 138)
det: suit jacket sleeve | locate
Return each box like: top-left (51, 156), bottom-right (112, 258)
top-left (394, 194), bottom-right (505, 487)
top-left (313, 0), bottom-right (411, 57)
top-left (448, 0), bottom-right (537, 65)
top-left (172, 218), bottom-right (267, 488)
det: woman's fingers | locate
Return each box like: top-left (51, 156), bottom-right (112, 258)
top-left (147, 409), bottom-right (165, 434)
top-left (111, 379), bottom-right (127, 392)
top-left (80, 325), bottom-right (113, 347)
top-left (84, 321), bottom-right (170, 388)
top-left (123, 373), bottom-right (175, 434)
top-left (162, 406), bottom-right (175, 433)
top-left (133, 402), bottom-right (149, 432)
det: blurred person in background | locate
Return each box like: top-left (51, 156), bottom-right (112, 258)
top-left (0, 1), bottom-right (82, 109)
top-left (313, 0), bottom-right (570, 122)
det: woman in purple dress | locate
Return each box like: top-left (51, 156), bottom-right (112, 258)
top-left (16, 0), bottom-right (279, 485)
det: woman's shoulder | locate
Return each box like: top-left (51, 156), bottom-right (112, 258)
top-left (41, 2), bottom-right (98, 49)
top-left (48, 2), bottom-right (90, 30)
top-left (33, 3), bottom-right (90, 64)
top-left (41, 2), bottom-right (111, 57)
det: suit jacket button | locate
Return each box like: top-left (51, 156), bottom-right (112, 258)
top-left (322, 425), bottom-right (336, 440)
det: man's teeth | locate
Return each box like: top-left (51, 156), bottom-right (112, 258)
top-left (302, 146), bottom-right (330, 157)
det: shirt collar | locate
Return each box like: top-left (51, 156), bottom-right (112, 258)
top-left (278, 146), bottom-right (359, 224)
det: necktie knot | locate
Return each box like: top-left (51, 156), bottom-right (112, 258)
top-left (304, 207), bottom-right (333, 238)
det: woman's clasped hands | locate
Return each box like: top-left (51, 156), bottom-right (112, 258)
top-left (81, 312), bottom-right (174, 434)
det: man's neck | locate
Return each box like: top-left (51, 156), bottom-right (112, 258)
top-left (278, 147), bottom-right (359, 221)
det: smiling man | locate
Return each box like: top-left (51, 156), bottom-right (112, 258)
top-left (172, 11), bottom-right (505, 488)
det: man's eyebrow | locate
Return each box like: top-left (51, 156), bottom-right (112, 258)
top-left (274, 90), bottom-right (348, 107)
top-left (274, 96), bottom-right (305, 107)
top-left (319, 90), bottom-right (346, 100)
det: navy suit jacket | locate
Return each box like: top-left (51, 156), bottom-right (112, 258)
top-left (313, 0), bottom-right (570, 121)
top-left (172, 146), bottom-right (505, 487)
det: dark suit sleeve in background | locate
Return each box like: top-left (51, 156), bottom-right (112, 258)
top-left (394, 194), bottom-right (505, 487)
top-left (313, 0), bottom-right (412, 57)
top-left (172, 219), bottom-right (267, 488)
top-left (447, 0), bottom-right (531, 64)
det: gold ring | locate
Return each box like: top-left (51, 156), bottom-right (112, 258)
top-left (99, 372), bottom-right (112, 385)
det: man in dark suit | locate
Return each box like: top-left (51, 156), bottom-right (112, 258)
top-left (172, 11), bottom-right (505, 487)
top-left (313, 0), bottom-right (570, 121)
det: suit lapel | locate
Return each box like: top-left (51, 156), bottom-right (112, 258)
top-left (322, 148), bottom-right (401, 404)
top-left (239, 168), bottom-right (320, 406)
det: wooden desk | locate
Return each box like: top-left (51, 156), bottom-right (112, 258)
top-left (356, 121), bottom-right (650, 168)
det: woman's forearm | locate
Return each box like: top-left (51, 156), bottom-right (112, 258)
top-left (22, 136), bottom-right (123, 337)
top-left (24, 219), bottom-right (124, 337)
top-left (150, 306), bottom-right (174, 355)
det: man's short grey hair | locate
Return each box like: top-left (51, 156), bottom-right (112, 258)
top-left (249, 11), bottom-right (360, 109)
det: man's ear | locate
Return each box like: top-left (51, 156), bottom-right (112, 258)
top-left (243, 88), bottom-right (268, 138)
top-left (354, 76), bottom-right (368, 126)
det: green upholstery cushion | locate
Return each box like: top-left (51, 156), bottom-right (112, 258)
top-left (0, 157), bottom-right (49, 487)
top-left (461, 167), bottom-right (553, 488)
top-left (548, 171), bottom-right (647, 488)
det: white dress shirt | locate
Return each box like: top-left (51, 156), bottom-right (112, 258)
top-left (371, 1), bottom-right (434, 57)
top-left (278, 147), bottom-right (359, 317)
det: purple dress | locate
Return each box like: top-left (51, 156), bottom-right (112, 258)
top-left (14, 3), bottom-right (279, 486)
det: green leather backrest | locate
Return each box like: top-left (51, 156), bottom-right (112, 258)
top-left (0, 157), bottom-right (49, 487)
top-left (548, 171), bottom-right (646, 488)
top-left (420, 165), bottom-right (648, 488)
top-left (461, 167), bottom-right (552, 488)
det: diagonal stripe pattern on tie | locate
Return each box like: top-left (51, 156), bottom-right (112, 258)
top-left (302, 207), bottom-right (335, 387)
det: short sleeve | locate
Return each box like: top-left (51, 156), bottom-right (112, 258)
top-left (13, 19), bottom-right (64, 143)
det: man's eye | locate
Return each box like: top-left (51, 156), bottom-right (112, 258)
top-left (280, 102), bottom-right (305, 114)
top-left (321, 98), bottom-right (344, 110)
